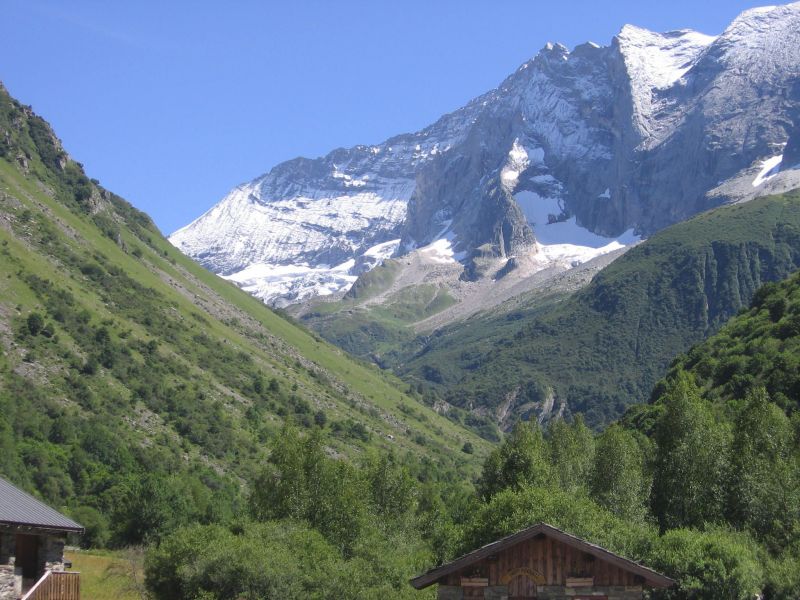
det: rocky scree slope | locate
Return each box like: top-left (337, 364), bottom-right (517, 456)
top-left (172, 3), bottom-right (800, 307)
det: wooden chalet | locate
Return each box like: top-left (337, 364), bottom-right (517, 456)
top-left (0, 477), bottom-right (83, 600)
top-left (410, 523), bottom-right (674, 600)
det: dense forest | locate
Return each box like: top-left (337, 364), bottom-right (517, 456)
top-left (148, 324), bottom-right (800, 599)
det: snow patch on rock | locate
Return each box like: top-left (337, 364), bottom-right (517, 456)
top-left (419, 239), bottom-right (457, 265)
top-left (752, 154), bottom-right (783, 187)
top-left (500, 139), bottom-right (532, 191)
top-left (515, 190), bottom-right (639, 268)
top-left (616, 25), bottom-right (716, 144)
top-left (223, 260), bottom-right (358, 308)
top-left (363, 239), bottom-right (401, 260)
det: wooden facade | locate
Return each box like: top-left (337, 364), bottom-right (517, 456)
top-left (411, 523), bottom-right (673, 600)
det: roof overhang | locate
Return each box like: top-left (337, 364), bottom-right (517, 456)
top-left (0, 476), bottom-right (84, 534)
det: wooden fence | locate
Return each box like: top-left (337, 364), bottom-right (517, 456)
top-left (21, 570), bottom-right (79, 600)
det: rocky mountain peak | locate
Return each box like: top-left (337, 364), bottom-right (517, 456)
top-left (540, 41), bottom-right (569, 57)
top-left (171, 3), bottom-right (800, 306)
top-left (722, 2), bottom-right (800, 36)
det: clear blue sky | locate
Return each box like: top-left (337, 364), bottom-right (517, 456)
top-left (1, 0), bottom-right (765, 234)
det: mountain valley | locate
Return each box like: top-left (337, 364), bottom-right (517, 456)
top-left (2, 3), bottom-right (800, 599)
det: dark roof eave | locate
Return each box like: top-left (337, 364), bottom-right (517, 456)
top-left (410, 523), bottom-right (675, 590)
top-left (0, 520), bottom-right (85, 534)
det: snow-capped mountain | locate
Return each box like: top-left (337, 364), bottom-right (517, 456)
top-left (171, 3), bottom-right (800, 306)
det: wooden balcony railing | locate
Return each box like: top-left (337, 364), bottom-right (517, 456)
top-left (21, 570), bottom-right (80, 600)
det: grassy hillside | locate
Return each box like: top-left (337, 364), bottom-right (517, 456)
top-left (0, 83), bottom-right (487, 545)
top-left (397, 191), bottom-right (800, 428)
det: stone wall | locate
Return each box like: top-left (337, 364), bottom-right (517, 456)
top-left (0, 532), bottom-right (19, 600)
top-left (0, 530), bottom-right (66, 599)
top-left (484, 585), bottom-right (509, 600)
top-left (438, 585), bottom-right (463, 600)
top-left (0, 565), bottom-right (21, 600)
top-left (39, 536), bottom-right (65, 572)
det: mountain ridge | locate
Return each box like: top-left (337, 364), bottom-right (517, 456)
top-left (171, 3), bottom-right (800, 307)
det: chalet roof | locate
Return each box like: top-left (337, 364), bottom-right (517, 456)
top-left (410, 522), bottom-right (675, 590)
top-left (0, 476), bottom-right (83, 533)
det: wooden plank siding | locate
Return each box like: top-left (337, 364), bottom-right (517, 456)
top-left (411, 523), bottom-right (673, 594)
top-left (443, 534), bottom-right (638, 588)
top-left (22, 571), bottom-right (80, 600)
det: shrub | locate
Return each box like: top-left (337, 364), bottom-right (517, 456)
top-left (26, 312), bottom-right (44, 336)
top-left (69, 506), bottom-right (109, 548)
top-left (649, 528), bottom-right (763, 600)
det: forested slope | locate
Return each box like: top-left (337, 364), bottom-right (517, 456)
top-left (627, 267), bottom-right (800, 429)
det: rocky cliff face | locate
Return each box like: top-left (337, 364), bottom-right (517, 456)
top-left (170, 3), bottom-right (800, 306)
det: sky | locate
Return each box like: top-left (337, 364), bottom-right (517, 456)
top-left (1, 0), bottom-right (767, 234)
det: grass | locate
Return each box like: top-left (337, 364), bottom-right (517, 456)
top-left (302, 282), bottom-right (457, 365)
top-left (343, 259), bottom-right (401, 301)
top-left (64, 549), bottom-right (145, 600)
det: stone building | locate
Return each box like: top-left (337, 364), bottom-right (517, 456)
top-left (0, 476), bottom-right (83, 599)
top-left (410, 523), bottom-right (674, 600)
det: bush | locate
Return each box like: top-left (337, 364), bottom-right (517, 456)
top-left (649, 528), bottom-right (763, 600)
top-left (764, 547), bottom-right (800, 600)
top-left (69, 506), bottom-right (109, 548)
top-left (145, 522), bottom-right (321, 600)
top-left (145, 521), bottom-right (420, 600)
top-left (26, 312), bottom-right (44, 336)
